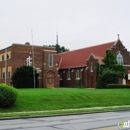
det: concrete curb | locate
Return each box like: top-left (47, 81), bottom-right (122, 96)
top-left (0, 106), bottom-right (130, 120)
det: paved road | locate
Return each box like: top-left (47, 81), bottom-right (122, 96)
top-left (0, 110), bottom-right (130, 130)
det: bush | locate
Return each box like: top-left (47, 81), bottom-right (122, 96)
top-left (97, 68), bottom-right (118, 88)
top-left (0, 84), bottom-right (18, 108)
top-left (106, 84), bottom-right (130, 89)
top-left (11, 66), bottom-right (39, 88)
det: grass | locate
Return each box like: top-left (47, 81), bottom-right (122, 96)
top-left (0, 88), bottom-right (130, 117)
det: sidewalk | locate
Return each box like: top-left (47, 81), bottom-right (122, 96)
top-left (1, 105), bottom-right (130, 117)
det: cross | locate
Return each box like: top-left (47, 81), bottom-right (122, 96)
top-left (26, 56), bottom-right (32, 66)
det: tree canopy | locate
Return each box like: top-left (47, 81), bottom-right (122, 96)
top-left (45, 44), bottom-right (69, 53)
top-left (11, 66), bottom-right (39, 88)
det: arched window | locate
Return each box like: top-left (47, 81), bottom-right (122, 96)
top-left (48, 55), bottom-right (53, 67)
top-left (67, 70), bottom-right (71, 80)
top-left (116, 52), bottom-right (123, 65)
top-left (59, 71), bottom-right (62, 80)
top-left (76, 69), bottom-right (80, 79)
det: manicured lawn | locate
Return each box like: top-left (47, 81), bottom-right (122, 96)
top-left (0, 88), bottom-right (130, 113)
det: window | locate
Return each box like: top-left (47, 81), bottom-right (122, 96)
top-left (116, 52), bottom-right (123, 65)
top-left (8, 66), bottom-right (12, 78)
top-left (3, 72), bottom-right (5, 78)
top-left (49, 55), bottom-right (53, 67)
top-left (67, 70), bottom-right (71, 80)
top-left (7, 54), bottom-right (9, 59)
top-left (2, 55), bottom-right (4, 60)
top-left (60, 72), bottom-right (62, 80)
top-left (76, 69), bottom-right (80, 79)
top-left (8, 72), bottom-right (11, 78)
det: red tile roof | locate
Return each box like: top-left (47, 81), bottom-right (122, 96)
top-left (57, 41), bottom-right (116, 69)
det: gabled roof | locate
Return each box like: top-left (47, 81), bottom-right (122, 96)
top-left (57, 41), bottom-right (116, 69)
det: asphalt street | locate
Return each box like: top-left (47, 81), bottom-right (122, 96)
top-left (0, 110), bottom-right (130, 130)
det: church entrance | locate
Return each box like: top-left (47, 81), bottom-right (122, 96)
top-left (90, 76), bottom-right (94, 88)
top-left (46, 71), bottom-right (55, 88)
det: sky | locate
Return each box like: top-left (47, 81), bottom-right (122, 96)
top-left (0, 0), bottom-right (130, 51)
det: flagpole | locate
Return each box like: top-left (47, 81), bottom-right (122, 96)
top-left (5, 48), bottom-right (7, 84)
top-left (31, 29), bottom-right (35, 89)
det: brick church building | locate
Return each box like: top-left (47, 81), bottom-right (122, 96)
top-left (0, 36), bottom-right (130, 88)
top-left (0, 42), bottom-right (59, 88)
top-left (57, 37), bottom-right (130, 88)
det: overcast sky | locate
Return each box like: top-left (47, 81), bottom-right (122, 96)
top-left (0, 0), bottom-right (130, 51)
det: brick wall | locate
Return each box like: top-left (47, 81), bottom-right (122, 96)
top-left (0, 43), bottom-right (59, 88)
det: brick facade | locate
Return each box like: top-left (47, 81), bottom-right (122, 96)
top-left (58, 39), bottom-right (130, 88)
top-left (1, 38), bottom-right (130, 88)
top-left (0, 43), bottom-right (59, 88)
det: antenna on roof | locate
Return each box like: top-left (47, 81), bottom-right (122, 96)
top-left (56, 32), bottom-right (58, 45)
top-left (117, 34), bottom-right (120, 40)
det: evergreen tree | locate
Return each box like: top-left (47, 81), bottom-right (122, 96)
top-left (96, 50), bottom-right (125, 88)
top-left (11, 66), bottom-right (39, 88)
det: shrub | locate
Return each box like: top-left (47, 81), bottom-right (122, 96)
top-left (106, 84), bottom-right (130, 89)
top-left (0, 84), bottom-right (18, 108)
top-left (97, 68), bottom-right (118, 88)
top-left (11, 66), bottom-right (39, 88)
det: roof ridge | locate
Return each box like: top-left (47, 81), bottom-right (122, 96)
top-left (58, 41), bottom-right (116, 55)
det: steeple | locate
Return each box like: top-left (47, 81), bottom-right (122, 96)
top-left (56, 32), bottom-right (58, 45)
top-left (117, 34), bottom-right (120, 40)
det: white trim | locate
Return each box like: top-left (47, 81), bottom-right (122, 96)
top-left (128, 74), bottom-right (130, 80)
top-left (81, 68), bottom-right (83, 71)
top-left (122, 78), bottom-right (126, 85)
top-left (123, 65), bottom-right (130, 67)
top-left (67, 70), bottom-right (71, 80)
top-left (76, 77), bottom-right (80, 80)
top-left (87, 53), bottom-right (98, 61)
top-left (43, 50), bottom-right (57, 52)
top-left (59, 72), bottom-right (62, 80)
top-left (71, 69), bottom-right (74, 72)
top-left (58, 57), bottom-right (62, 69)
top-left (85, 67), bottom-right (88, 70)
top-left (76, 69), bottom-right (80, 79)
top-left (48, 54), bottom-right (53, 67)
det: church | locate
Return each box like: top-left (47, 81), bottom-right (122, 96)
top-left (58, 36), bottom-right (130, 88)
top-left (0, 36), bottom-right (130, 88)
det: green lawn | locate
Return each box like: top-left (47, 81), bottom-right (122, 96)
top-left (0, 88), bottom-right (130, 113)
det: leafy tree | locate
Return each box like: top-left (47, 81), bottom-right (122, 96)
top-left (45, 44), bottom-right (69, 53)
top-left (102, 50), bottom-right (117, 67)
top-left (11, 66), bottom-right (39, 88)
top-left (96, 50), bottom-right (125, 88)
top-left (97, 68), bottom-right (118, 88)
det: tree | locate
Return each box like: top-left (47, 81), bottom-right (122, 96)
top-left (11, 66), bottom-right (39, 88)
top-left (45, 44), bottom-right (69, 53)
top-left (96, 50), bottom-right (125, 88)
top-left (96, 68), bottom-right (118, 88)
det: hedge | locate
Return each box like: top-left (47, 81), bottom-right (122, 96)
top-left (106, 84), bottom-right (130, 89)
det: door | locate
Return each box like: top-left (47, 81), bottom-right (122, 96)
top-left (90, 76), bottom-right (94, 88)
top-left (46, 71), bottom-right (54, 88)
